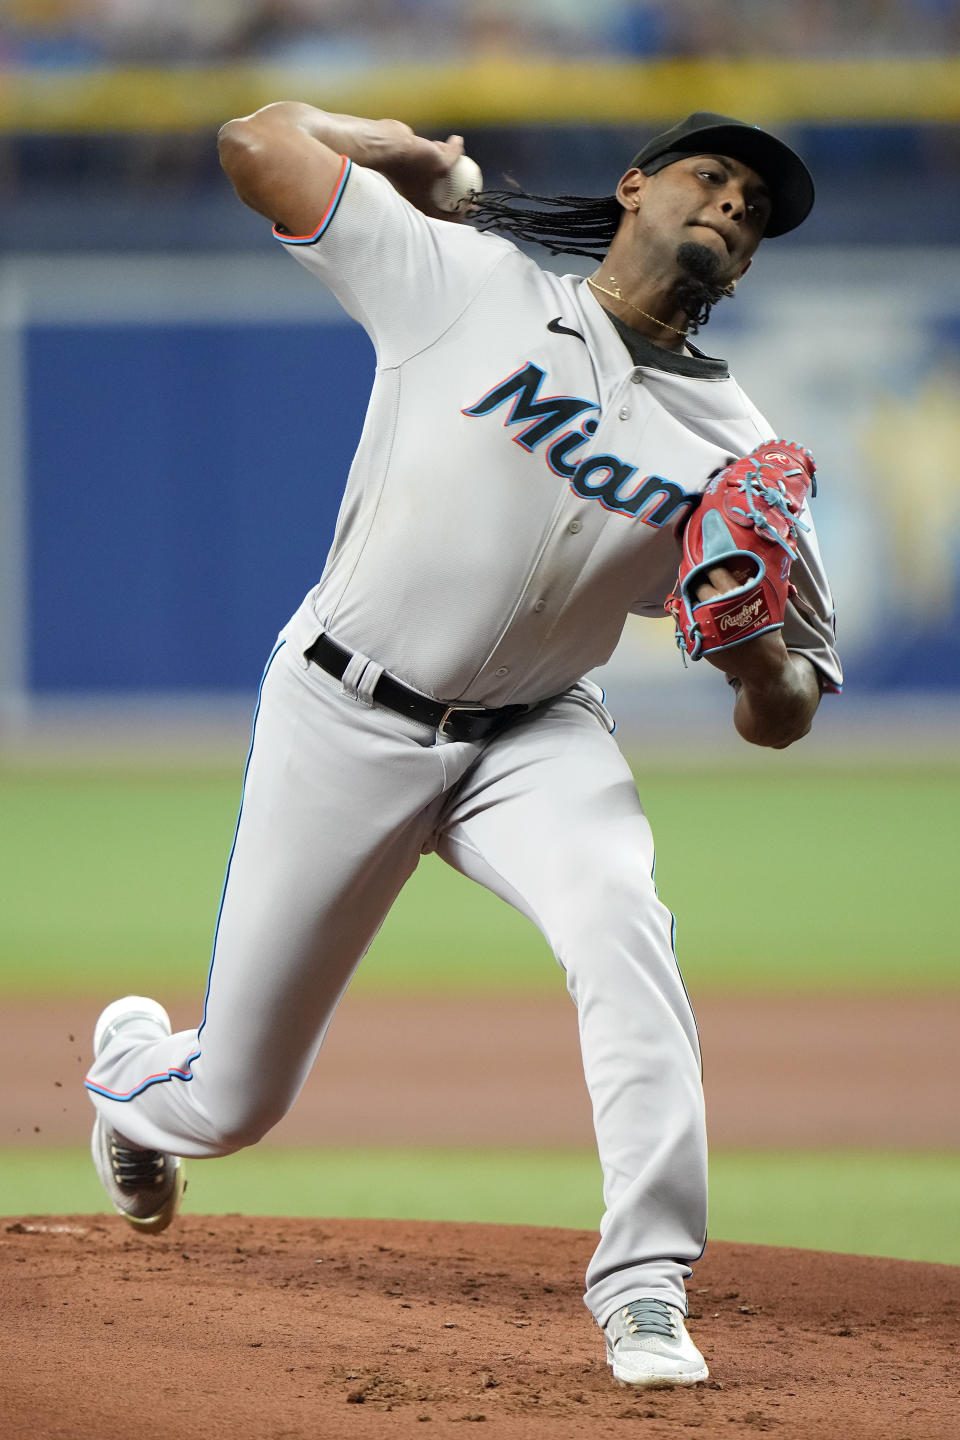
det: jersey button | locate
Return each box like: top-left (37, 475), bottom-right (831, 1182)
top-left (533, 600), bottom-right (546, 613)
top-left (494, 666), bottom-right (509, 677)
top-left (618, 404), bottom-right (631, 420)
top-left (568, 520), bottom-right (582, 534)
top-left (631, 370), bottom-right (643, 384)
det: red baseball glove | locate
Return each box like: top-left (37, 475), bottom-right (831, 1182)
top-left (665, 441), bottom-right (816, 662)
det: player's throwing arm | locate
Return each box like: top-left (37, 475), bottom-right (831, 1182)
top-left (217, 104), bottom-right (473, 238)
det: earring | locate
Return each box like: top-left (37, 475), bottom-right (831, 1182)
top-left (722, 281), bottom-right (737, 297)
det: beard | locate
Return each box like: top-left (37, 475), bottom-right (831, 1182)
top-left (673, 241), bottom-right (729, 333)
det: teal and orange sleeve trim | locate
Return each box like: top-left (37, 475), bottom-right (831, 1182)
top-left (272, 154), bottom-right (352, 245)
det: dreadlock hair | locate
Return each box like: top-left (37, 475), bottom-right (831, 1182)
top-left (469, 189), bottom-right (728, 334)
top-left (469, 189), bottom-right (624, 261)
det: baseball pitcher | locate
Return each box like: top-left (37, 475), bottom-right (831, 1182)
top-left (84, 107), bottom-right (841, 1389)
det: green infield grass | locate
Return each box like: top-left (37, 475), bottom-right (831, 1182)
top-left (1, 1147), bottom-right (958, 1266)
top-left (0, 765), bottom-right (957, 995)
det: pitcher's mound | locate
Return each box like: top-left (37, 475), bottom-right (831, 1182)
top-left (2, 1215), bottom-right (956, 1438)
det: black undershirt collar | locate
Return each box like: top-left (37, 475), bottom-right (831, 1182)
top-left (605, 310), bottom-right (729, 380)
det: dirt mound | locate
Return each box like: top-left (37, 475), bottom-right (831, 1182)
top-left (2, 1215), bottom-right (956, 1438)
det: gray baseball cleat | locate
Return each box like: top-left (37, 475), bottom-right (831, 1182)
top-left (604, 1298), bottom-right (709, 1388)
top-left (89, 996), bottom-right (185, 1235)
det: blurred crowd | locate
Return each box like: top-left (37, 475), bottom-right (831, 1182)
top-left (2, 0), bottom-right (959, 67)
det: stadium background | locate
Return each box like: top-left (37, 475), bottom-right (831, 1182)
top-left (0, 0), bottom-right (958, 1264)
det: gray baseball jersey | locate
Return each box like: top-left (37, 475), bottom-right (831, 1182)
top-left (86, 156), bottom-right (841, 1329)
top-left (277, 159), bottom-right (840, 702)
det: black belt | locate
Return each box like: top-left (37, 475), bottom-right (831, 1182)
top-left (305, 633), bottom-right (530, 742)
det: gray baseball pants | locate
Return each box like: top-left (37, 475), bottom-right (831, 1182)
top-left (86, 619), bottom-right (707, 1326)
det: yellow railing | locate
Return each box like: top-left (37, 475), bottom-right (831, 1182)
top-left (1, 57), bottom-right (959, 132)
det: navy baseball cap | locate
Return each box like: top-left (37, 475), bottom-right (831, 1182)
top-left (629, 111), bottom-right (815, 237)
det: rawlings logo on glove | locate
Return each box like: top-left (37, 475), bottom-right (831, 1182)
top-left (664, 441), bottom-right (816, 662)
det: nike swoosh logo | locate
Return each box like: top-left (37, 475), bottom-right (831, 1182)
top-left (547, 316), bottom-right (586, 342)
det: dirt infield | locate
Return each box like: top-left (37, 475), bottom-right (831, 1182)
top-left (3, 1215), bottom-right (958, 1439)
top-left (5, 990), bottom-right (960, 1149)
top-left (5, 992), bottom-right (959, 1436)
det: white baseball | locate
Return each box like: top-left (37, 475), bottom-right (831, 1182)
top-left (430, 155), bottom-right (483, 213)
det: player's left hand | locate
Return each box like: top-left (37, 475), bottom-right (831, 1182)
top-left (664, 440), bottom-right (816, 664)
top-left (694, 565), bottom-right (789, 683)
top-left (696, 563), bottom-right (821, 745)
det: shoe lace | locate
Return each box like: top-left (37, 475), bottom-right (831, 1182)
top-left (619, 1300), bottom-right (677, 1338)
top-left (109, 1138), bottom-right (167, 1190)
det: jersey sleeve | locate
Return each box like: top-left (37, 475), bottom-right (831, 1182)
top-left (781, 502), bottom-right (843, 693)
top-left (273, 159), bottom-right (512, 368)
top-left (732, 404), bottom-right (843, 693)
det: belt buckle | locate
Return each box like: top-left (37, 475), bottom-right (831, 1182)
top-left (437, 702), bottom-right (487, 738)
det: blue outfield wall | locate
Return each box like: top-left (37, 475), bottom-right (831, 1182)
top-left (14, 246), bottom-right (960, 703)
top-left (27, 320), bottom-right (373, 691)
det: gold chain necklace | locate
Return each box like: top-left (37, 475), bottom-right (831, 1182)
top-left (586, 275), bottom-right (689, 338)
